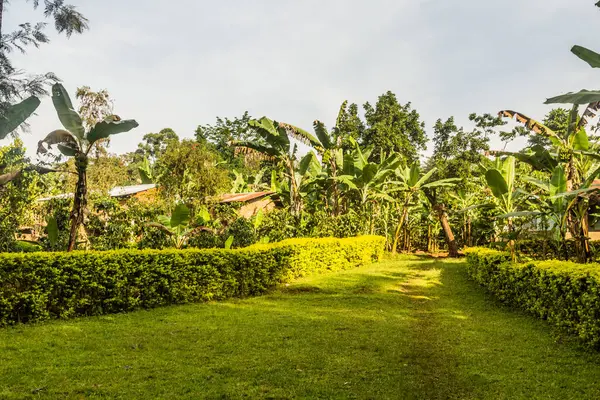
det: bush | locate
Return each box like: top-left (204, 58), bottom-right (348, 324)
top-left (465, 247), bottom-right (600, 348)
top-left (223, 217), bottom-right (256, 248)
top-left (0, 236), bottom-right (385, 326)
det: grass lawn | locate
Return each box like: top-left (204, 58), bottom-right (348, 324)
top-left (2, 256), bottom-right (600, 399)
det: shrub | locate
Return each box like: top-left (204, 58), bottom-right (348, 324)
top-left (0, 236), bottom-right (385, 326)
top-left (223, 217), bottom-right (256, 248)
top-left (465, 247), bottom-right (600, 348)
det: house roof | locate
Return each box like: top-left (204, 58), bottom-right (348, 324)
top-left (218, 191), bottom-right (275, 204)
top-left (109, 184), bottom-right (156, 198)
top-left (38, 184), bottom-right (157, 202)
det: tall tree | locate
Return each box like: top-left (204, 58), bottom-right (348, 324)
top-left (136, 128), bottom-right (179, 162)
top-left (362, 91), bottom-right (427, 164)
top-left (0, 0), bottom-right (88, 117)
top-left (155, 139), bottom-right (230, 206)
top-left (430, 116), bottom-right (490, 184)
top-left (37, 83), bottom-right (138, 251)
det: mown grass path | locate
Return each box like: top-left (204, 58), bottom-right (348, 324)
top-left (2, 256), bottom-right (600, 399)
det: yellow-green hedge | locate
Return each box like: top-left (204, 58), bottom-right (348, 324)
top-left (465, 247), bottom-right (600, 347)
top-left (0, 236), bottom-right (384, 326)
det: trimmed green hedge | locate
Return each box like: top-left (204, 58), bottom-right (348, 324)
top-left (0, 236), bottom-right (385, 326)
top-left (465, 247), bottom-right (600, 347)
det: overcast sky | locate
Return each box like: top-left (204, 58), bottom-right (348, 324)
top-left (3, 0), bottom-right (600, 158)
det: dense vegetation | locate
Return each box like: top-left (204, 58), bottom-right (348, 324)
top-left (0, 236), bottom-right (384, 325)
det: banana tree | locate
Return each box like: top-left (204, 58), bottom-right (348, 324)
top-left (280, 105), bottom-right (348, 215)
top-left (147, 203), bottom-right (194, 249)
top-left (234, 117), bottom-right (320, 215)
top-left (498, 109), bottom-right (600, 260)
top-left (231, 168), bottom-right (269, 193)
top-left (391, 165), bottom-right (459, 254)
top-left (484, 156), bottom-right (537, 258)
top-left (498, 108), bottom-right (591, 190)
top-left (345, 138), bottom-right (400, 206)
top-left (526, 164), bottom-right (600, 261)
top-left (37, 83), bottom-right (138, 251)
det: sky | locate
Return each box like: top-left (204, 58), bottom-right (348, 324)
top-left (3, 0), bottom-right (600, 158)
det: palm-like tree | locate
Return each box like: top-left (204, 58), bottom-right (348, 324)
top-left (234, 117), bottom-right (322, 215)
top-left (391, 165), bottom-right (458, 254)
top-left (37, 83), bottom-right (138, 251)
top-left (277, 104), bottom-right (350, 215)
top-left (498, 108), bottom-right (600, 261)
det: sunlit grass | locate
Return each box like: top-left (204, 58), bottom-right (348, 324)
top-left (1, 256), bottom-right (600, 399)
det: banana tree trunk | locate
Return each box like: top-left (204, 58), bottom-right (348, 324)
top-left (330, 160), bottom-right (340, 216)
top-left (392, 202), bottom-right (409, 254)
top-left (436, 204), bottom-right (458, 257)
top-left (68, 154), bottom-right (88, 251)
top-left (467, 216), bottom-right (472, 247)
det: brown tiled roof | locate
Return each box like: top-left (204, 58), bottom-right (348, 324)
top-left (218, 191), bottom-right (275, 204)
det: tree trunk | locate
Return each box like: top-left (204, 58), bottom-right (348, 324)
top-left (330, 160), bottom-right (340, 216)
top-left (436, 204), bottom-right (458, 257)
top-left (467, 216), bottom-right (472, 247)
top-left (67, 154), bottom-right (88, 251)
top-left (0, 0), bottom-right (4, 39)
top-left (392, 204), bottom-right (408, 254)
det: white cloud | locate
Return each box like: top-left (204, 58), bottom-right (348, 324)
top-left (2, 0), bottom-right (600, 160)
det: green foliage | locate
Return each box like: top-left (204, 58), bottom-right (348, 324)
top-left (0, 236), bottom-right (384, 326)
top-left (224, 218), bottom-right (256, 248)
top-left (195, 112), bottom-right (259, 170)
top-left (466, 248), bottom-right (600, 347)
top-left (0, 96), bottom-right (41, 139)
top-left (362, 91), bottom-right (427, 164)
top-left (0, 140), bottom-right (42, 251)
top-left (155, 139), bottom-right (230, 204)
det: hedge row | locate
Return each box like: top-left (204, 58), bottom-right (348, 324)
top-left (465, 247), bottom-right (600, 347)
top-left (490, 239), bottom-right (600, 261)
top-left (0, 236), bottom-right (385, 326)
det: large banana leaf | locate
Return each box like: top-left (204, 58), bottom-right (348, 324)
top-left (545, 90), bottom-right (600, 105)
top-left (578, 102), bottom-right (600, 129)
top-left (485, 169), bottom-right (509, 198)
top-left (0, 96), bottom-right (41, 140)
top-left (572, 128), bottom-right (589, 151)
top-left (170, 203), bottom-right (190, 228)
top-left (312, 121), bottom-right (331, 151)
top-left (52, 83), bottom-right (85, 140)
top-left (415, 167), bottom-right (437, 188)
top-left (86, 119), bottom-right (139, 145)
top-left (572, 45), bottom-right (600, 68)
top-left (549, 166), bottom-right (567, 199)
top-left (362, 163), bottom-right (378, 184)
top-left (233, 141), bottom-right (279, 159)
top-left (499, 156), bottom-right (516, 194)
top-left (408, 165), bottom-right (420, 187)
top-left (37, 129), bottom-right (80, 155)
top-left (298, 151), bottom-right (321, 176)
top-left (249, 117), bottom-right (290, 150)
top-left (498, 110), bottom-right (562, 146)
top-left (282, 122), bottom-right (322, 151)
